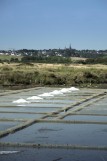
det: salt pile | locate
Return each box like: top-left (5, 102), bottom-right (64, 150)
top-left (17, 104), bottom-right (26, 106)
top-left (69, 87), bottom-right (79, 91)
top-left (13, 87), bottom-right (79, 104)
top-left (13, 98), bottom-right (30, 104)
top-left (60, 88), bottom-right (71, 93)
top-left (50, 90), bottom-right (63, 95)
top-left (39, 93), bottom-right (54, 97)
top-left (27, 96), bottom-right (43, 100)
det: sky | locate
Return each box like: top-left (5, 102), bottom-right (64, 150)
top-left (0, 0), bottom-right (107, 50)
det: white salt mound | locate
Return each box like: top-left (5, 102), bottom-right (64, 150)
top-left (69, 87), bottom-right (79, 91)
top-left (27, 96), bottom-right (43, 100)
top-left (17, 104), bottom-right (26, 106)
top-left (50, 90), bottom-right (63, 95)
top-left (60, 88), bottom-right (71, 93)
top-left (39, 93), bottom-right (54, 97)
top-left (13, 98), bottom-right (30, 104)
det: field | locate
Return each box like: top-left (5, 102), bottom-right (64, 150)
top-left (0, 62), bottom-right (107, 89)
top-left (0, 55), bottom-right (22, 61)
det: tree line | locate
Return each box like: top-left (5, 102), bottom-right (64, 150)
top-left (2, 56), bottom-right (107, 65)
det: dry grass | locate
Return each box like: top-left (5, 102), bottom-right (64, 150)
top-left (0, 62), bottom-right (107, 88)
top-left (1, 63), bottom-right (107, 71)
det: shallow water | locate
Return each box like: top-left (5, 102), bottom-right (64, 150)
top-left (1, 122), bottom-right (107, 146)
top-left (0, 107), bottom-right (59, 113)
top-left (0, 147), bottom-right (107, 161)
top-left (70, 94), bottom-right (107, 115)
top-left (0, 113), bottom-right (43, 120)
top-left (0, 121), bottom-right (20, 131)
top-left (64, 115), bottom-right (107, 121)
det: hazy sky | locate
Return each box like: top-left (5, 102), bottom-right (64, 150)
top-left (0, 0), bottom-right (107, 50)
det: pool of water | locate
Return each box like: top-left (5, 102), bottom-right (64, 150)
top-left (0, 121), bottom-right (20, 131)
top-left (71, 95), bottom-right (107, 115)
top-left (0, 113), bottom-right (43, 120)
top-left (0, 107), bottom-right (59, 113)
top-left (1, 122), bottom-right (107, 146)
top-left (0, 147), bottom-right (107, 161)
top-left (64, 115), bottom-right (107, 122)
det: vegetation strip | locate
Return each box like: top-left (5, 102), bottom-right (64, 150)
top-left (0, 142), bottom-right (107, 151)
top-left (0, 118), bottom-right (27, 122)
top-left (0, 111), bottom-right (47, 114)
top-left (0, 105), bottom-right (61, 108)
top-left (38, 119), bottom-right (107, 125)
top-left (70, 113), bottom-right (107, 116)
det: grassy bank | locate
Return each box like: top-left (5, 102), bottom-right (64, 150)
top-left (0, 63), bottom-right (107, 89)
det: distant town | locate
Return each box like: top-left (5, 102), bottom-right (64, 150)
top-left (0, 47), bottom-right (107, 58)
